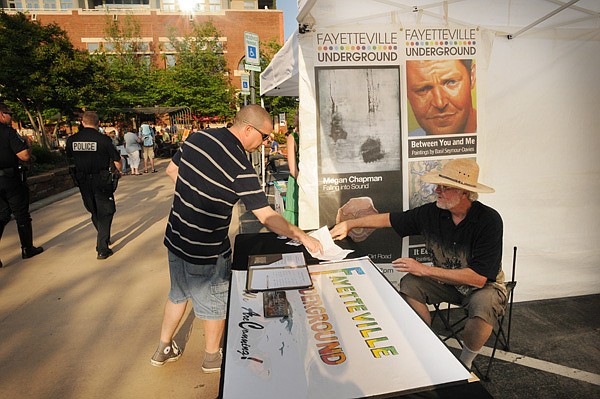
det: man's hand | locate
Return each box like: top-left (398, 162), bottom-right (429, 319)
top-left (392, 257), bottom-right (430, 276)
top-left (329, 221), bottom-right (350, 241)
top-left (299, 234), bottom-right (323, 255)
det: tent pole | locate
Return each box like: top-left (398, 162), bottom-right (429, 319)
top-left (508, 0), bottom-right (580, 39)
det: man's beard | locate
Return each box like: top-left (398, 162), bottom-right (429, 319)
top-left (436, 195), bottom-right (461, 210)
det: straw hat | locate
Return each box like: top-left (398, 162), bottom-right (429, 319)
top-left (421, 158), bottom-right (495, 193)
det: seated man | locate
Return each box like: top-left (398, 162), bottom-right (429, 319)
top-left (330, 159), bottom-right (506, 370)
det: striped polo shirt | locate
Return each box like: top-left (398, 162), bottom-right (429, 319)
top-left (164, 128), bottom-right (269, 264)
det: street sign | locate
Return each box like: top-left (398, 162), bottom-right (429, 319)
top-left (241, 74), bottom-right (250, 95)
top-left (244, 63), bottom-right (261, 72)
top-left (244, 31), bottom-right (260, 66)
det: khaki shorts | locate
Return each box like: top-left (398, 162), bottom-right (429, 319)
top-left (142, 145), bottom-right (155, 160)
top-left (400, 274), bottom-right (507, 326)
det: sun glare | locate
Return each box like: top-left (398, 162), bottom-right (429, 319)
top-left (178, 0), bottom-right (196, 13)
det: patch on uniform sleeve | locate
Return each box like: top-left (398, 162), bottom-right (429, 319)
top-left (72, 142), bottom-right (97, 151)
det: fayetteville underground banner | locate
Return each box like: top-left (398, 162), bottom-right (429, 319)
top-left (313, 26), bottom-right (483, 263)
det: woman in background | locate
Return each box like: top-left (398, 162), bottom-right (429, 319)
top-left (283, 114), bottom-right (300, 225)
top-left (124, 127), bottom-right (141, 175)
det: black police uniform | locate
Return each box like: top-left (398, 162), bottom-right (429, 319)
top-left (66, 127), bottom-right (120, 258)
top-left (0, 122), bottom-right (43, 265)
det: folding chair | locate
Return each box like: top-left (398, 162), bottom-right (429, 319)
top-left (431, 246), bottom-right (518, 381)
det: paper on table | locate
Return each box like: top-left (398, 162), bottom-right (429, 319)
top-left (308, 226), bottom-right (354, 261)
top-left (247, 266), bottom-right (311, 291)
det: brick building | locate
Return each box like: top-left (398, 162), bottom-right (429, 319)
top-left (0, 0), bottom-right (283, 90)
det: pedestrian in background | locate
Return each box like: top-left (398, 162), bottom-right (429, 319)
top-left (66, 111), bottom-right (121, 260)
top-left (0, 102), bottom-right (43, 267)
top-left (124, 127), bottom-right (141, 175)
top-left (139, 122), bottom-right (157, 173)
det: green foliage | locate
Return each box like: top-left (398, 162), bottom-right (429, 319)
top-left (0, 12), bottom-right (240, 141)
top-left (0, 11), bottom-right (96, 147)
top-left (31, 143), bottom-right (64, 164)
top-left (28, 143), bottom-right (68, 175)
top-left (151, 21), bottom-right (236, 119)
top-left (92, 14), bottom-right (155, 116)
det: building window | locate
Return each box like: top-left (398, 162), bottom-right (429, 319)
top-left (162, 0), bottom-right (175, 11)
top-left (137, 42), bottom-right (150, 52)
top-left (25, 0), bottom-right (40, 9)
top-left (43, 0), bottom-right (57, 9)
top-left (103, 42), bottom-right (115, 52)
top-left (209, 0), bottom-right (221, 11)
top-left (165, 54), bottom-right (176, 68)
top-left (163, 42), bottom-right (176, 52)
top-left (60, 0), bottom-right (73, 9)
top-left (87, 43), bottom-right (100, 52)
top-left (8, 0), bottom-right (23, 9)
top-left (244, 0), bottom-right (255, 10)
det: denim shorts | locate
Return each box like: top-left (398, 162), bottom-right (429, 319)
top-left (167, 250), bottom-right (232, 320)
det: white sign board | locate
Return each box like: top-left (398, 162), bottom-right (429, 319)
top-left (244, 63), bottom-right (261, 72)
top-left (244, 31), bottom-right (260, 66)
top-left (221, 258), bottom-right (471, 398)
top-left (240, 74), bottom-right (250, 95)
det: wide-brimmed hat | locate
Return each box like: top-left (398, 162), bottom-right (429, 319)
top-left (421, 158), bottom-right (495, 193)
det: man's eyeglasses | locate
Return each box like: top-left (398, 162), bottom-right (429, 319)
top-left (243, 120), bottom-right (270, 141)
top-left (436, 184), bottom-right (458, 193)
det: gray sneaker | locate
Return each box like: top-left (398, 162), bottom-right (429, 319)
top-left (150, 340), bottom-right (181, 367)
top-left (201, 349), bottom-right (223, 373)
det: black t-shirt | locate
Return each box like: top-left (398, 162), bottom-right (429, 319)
top-left (389, 201), bottom-right (503, 284)
top-left (0, 123), bottom-right (28, 169)
top-left (66, 127), bottom-right (120, 174)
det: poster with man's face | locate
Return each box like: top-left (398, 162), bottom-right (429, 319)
top-left (406, 59), bottom-right (477, 137)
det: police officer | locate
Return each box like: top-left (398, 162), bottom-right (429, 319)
top-left (66, 111), bottom-right (121, 260)
top-left (0, 102), bottom-right (43, 268)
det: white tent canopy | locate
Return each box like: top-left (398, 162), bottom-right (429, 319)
top-left (263, 0), bottom-right (600, 302)
top-left (262, 0), bottom-right (600, 97)
top-left (260, 29), bottom-right (299, 97)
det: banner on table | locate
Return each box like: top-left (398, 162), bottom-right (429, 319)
top-left (222, 258), bottom-right (471, 399)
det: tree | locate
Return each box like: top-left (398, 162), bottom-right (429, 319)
top-left (0, 12), bottom-right (94, 147)
top-left (151, 21), bottom-right (237, 120)
top-left (96, 13), bottom-right (155, 116)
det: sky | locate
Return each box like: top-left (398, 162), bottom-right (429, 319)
top-left (279, 0), bottom-right (298, 40)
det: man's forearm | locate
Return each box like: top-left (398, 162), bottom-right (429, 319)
top-left (423, 266), bottom-right (487, 288)
top-left (348, 213), bottom-right (391, 230)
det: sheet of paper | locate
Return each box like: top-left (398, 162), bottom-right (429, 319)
top-left (249, 253), bottom-right (306, 269)
top-left (247, 266), bottom-right (312, 291)
top-left (308, 226), bottom-right (354, 261)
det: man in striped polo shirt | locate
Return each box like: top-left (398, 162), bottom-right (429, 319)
top-left (150, 105), bottom-right (322, 373)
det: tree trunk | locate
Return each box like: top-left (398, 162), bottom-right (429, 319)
top-left (36, 110), bottom-right (49, 149)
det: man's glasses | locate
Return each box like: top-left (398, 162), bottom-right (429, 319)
top-left (243, 120), bottom-right (270, 141)
top-left (436, 184), bottom-right (458, 193)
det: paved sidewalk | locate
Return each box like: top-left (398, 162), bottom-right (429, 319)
top-left (0, 158), bottom-right (228, 399)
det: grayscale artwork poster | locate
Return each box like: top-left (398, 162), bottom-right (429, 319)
top-left (316, 66), bottom-right (403, 262)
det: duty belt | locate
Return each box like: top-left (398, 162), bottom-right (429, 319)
top-left (0, 167), bottom-right (16, 177)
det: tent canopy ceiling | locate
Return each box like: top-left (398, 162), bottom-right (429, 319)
top-left (261, 0), bottom-right (599, 97)
top-left (298, 0), bottom-right (600, 34)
